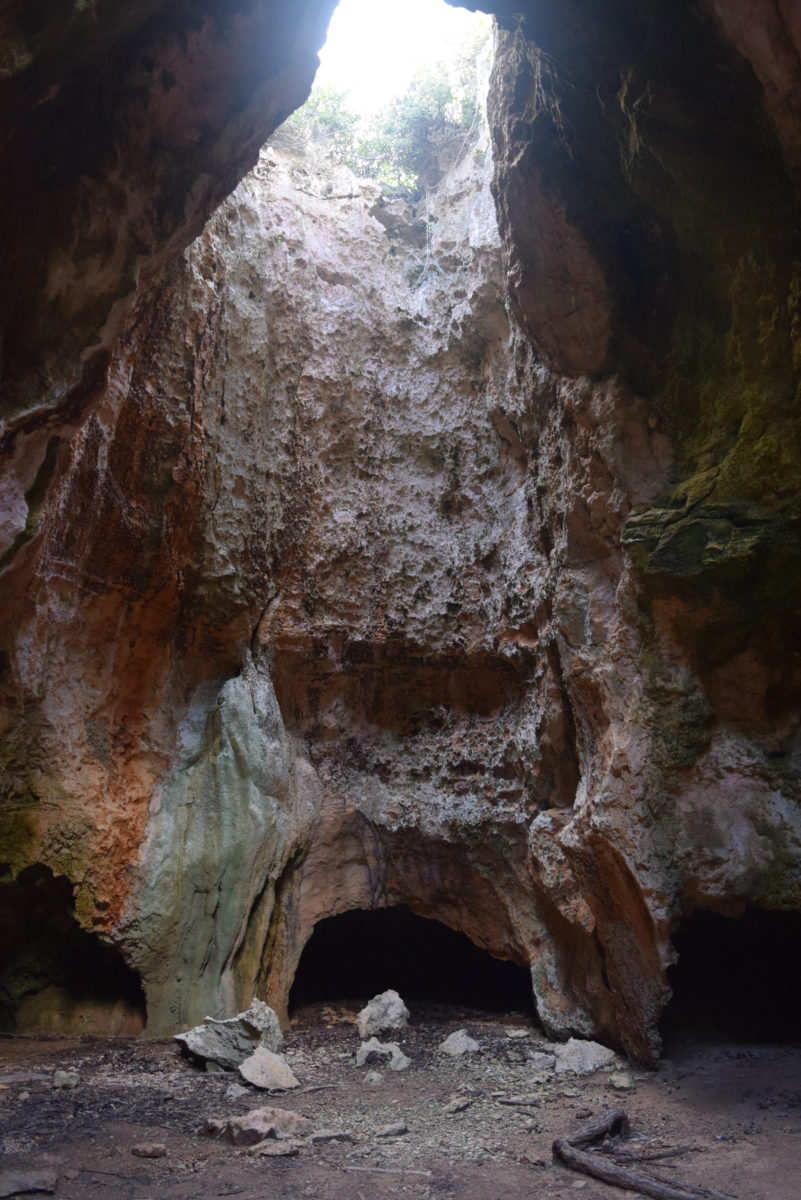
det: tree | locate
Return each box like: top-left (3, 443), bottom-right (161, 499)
top-left (285, 17), bottom-right (491, 198)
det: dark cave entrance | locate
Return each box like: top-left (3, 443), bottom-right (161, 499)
top-left (0, 863), bottom-right (146, 1034)
top-left (660, 908), bottom-right (801, 1046)
top-left (288, 907), bottom-right (537, 1019)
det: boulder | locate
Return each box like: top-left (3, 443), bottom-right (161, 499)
top-left (175, 1000), bottom-right (282, 1070)
top-left (355, 989), bottom-right (410, 1039)
top-left (553, 1038), bottom-right (617, 1075)
top-left (238, 1046), bottom-right (299, 1090)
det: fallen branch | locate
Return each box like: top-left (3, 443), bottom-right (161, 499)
top-left (552, 1110), bottom-right (737, 1200)
top-left (338, 1166), bottom-right (432, 1177)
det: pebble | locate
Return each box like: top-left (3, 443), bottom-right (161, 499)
top-left (364, 1070), bottom-right (384, 1085)
top-left (444, 1095), bottom-right (474, 1113)
top-left (310, 1129), bottom-right (354, 1143)
top-left (375, 1122), bottom-right (408, 1137)
top-left (131, 1143), bottom-right (168, 1159)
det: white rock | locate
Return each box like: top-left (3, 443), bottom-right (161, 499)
top-left (52, 1070), bottom-right (80, 1089)
top-left (246, 1138), bottom-right (303, 1157)
top-left (174, 999), bottom-right (282, 1069)
top-left (224, 1105), bottom-right (312, 1145)
top-left (355, 1037), bottom-right (410, 1071)
top-left (553, 1038), bottom-right (617, 1075)
top-left (355, 989), bottom-right (410, 1039)
top-left (608, 1069), bottom-right (636, 1091)
top-left (439, 1029), bottom-right (480, 1056)
top-left (238, 1046), bottom-right (299, 1090)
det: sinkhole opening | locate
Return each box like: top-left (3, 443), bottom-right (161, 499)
top-left (283, 0), bottom-right (493, 201)
top-left (0, 863), bottom-right (146, 1036)
top-left (289, 907), bottom-right (536, 1019)
top-left (660, 908), bottom-right (801, 1046)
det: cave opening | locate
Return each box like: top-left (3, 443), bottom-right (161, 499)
top-left (660, 908), bottom-right (801, 1046)
top-left (288, 907), bottom-right (537, 1020)
top-left (0, 864), bottom-right (146, 1036)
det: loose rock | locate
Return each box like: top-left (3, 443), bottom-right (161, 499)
top-left (131, 1143), bottom-right (167, 1158)
top-left (553, 1039), bottom-right (617, 1076)
top-left (52, 1070), bottom-right (80, 1089)
top-left (310, 1129), bottom-right (354, 1143)
top-left (608, 1070), bottom-right (636, 1091)
top-left (355, 989), bottom-right (410, 1039)
top-left (439, 1030), bottom-right (480, 1056)
top-left (239, 1046), bottom-right (300, 1090)
top-left (376, 1121), bottom-right (408, 1137)
top-left (355, 1037), bottom-right (410, 1071)
top-left (175, 999), bottom-right (283, 1070)
top-left (202, 1105), bottom-right (312, 1145)
top-left (247, 1138), bottom-right (303, 1157)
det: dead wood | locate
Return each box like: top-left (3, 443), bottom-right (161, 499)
top-left (552, 1110), bottom-right (737, 1200)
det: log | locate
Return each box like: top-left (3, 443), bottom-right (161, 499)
top-left (552, 1110), bottom-right (737, 1200)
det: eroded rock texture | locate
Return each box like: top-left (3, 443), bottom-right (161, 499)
top-left (1, 1), bottom-right (801, 1063)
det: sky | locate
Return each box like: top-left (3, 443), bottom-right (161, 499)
top-left (316, 0), bottom-right (488, 113)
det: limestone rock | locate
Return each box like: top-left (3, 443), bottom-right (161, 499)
top-left (553, 1039), bottom-right (617, 1076)
top-left (3, 0), bottom-right (801, 1077)
top-left (375, 1122), bottom-right (408, 1138)
top-left (204, 1105), bottom-right (312, 1146)
top-left (175, 1001), bottom-right (282, 1070)
top-left (355, 990), bottom-right (410, 1039)
top-left (52, 1070), bottom-right (80, 1089)
top-left (247, 1139), bottom-right (303, 1157)
top-left (439, 1030), bottom-right (480, 1057)
top-left (355, 1038), bottom-right (411, 1072)
top-left (238, 1046), bottom-right (299, 1091)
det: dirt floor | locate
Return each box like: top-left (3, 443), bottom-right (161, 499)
top-left (1, 1002), bottom-right (800, 1199)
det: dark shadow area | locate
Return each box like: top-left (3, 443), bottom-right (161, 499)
top-left (661, 908), bottom-right (801, 1046)
top-left (0, 863), bottom-right (146, 1033)
top-left (289, 906), bottom-right (536, 1018)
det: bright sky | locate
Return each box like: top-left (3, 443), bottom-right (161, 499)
top-left (316, 0), bottom-right (488, 113)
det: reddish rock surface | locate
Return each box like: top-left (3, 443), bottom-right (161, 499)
top-left (2, 1), bottom-right (801, 1064)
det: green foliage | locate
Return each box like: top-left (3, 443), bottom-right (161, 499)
top-left (286, 83), bottom-right (358, 161)
top-left (286, 18), bottom-right (491, 197)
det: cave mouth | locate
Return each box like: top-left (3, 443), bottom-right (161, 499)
top-left (660, 908), bottom-right (801, 1047)
top-left (0, 863), bottom-right (146, 1036)
top-left (288, 907), bottom-right (537, 1020)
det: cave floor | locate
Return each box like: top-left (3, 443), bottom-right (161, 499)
top-left (1, 1004), bottom-right (800, 1200)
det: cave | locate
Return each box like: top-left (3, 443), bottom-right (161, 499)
top-left (288, 907), bottom-right (537, 1019)
top-left (660, 909), bottom-right (801, 1046)
top-left (0, 864), bottom-right (146, 1036)
top-left (0, 0), bottom-right (800, 1073)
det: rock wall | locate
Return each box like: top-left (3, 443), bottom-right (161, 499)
top-left (1, 0), bottom-right (801, 1062)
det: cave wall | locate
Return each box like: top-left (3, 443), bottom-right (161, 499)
top-left (1, 0), bottom-right (800, 1062)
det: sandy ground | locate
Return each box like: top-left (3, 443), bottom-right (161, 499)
top-left (1, 1003), bottom-right (800, 1199)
